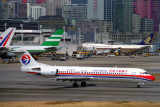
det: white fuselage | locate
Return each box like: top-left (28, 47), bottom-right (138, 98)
top-left (21, 65), bottom-right (155, 83)
top-left (12, 46), bottom-right (52, 51)
top-left (82, 43), bottom-right (151, 52)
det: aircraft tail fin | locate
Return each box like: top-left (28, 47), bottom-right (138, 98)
top-left (138, 33), bottom-right (155, 45)
top-left (0, 28), bottom-right (16, 46)
top-left (13, 49), bottom-right (38, 67)
top-left (40, 29), bottom-right (64, 46)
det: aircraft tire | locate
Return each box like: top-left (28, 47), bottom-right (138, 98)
top-left (137, 85), bottom-right (140, 88)
top-left (73, 83), bottom-right (78, 88)
top-left (81, 81), bottom-right (87, 87)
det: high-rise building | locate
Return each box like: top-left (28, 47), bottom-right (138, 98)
top-left (1, 1), bottom-right (16, 19)
top-left (16, 2), bottom-right (27, 18)
top-left (115, 0), bottom-right (123, 32)
top-left (38, 15), bottom-right (65, 29)
top-left (152, 0), bottom-right (160, 32)
top-left (26, 3), bottom-right (31, 19)
top-left (123, 0), bottom-right (133, 33)
top-left (46, 0), bottom-right (71, 16)
top-left (133, 0), bottom-right (160, 32)
top-left (87, 0), bottom-right (104, 20)
top-left (87, 0), bottom-right (133, 33)
top-left (31, 6), bottom-right (46, 20)
top-left (132, 14), bottom-right (141, 33)
top-left (104, 0), bottom-right (115, 31)
top-left (71, 0), bottom-right (87, 4)
top-left (62, 4), bottom-right (87, 21)
top-left (141, 18), bottom-right (154, 32)
top-left (133, 0), bottom-right (152, 19)
top-left (0, 1), bottom-right (2, 19)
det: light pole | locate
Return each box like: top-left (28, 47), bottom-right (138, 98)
top-left (94, 27), bottom-right (97, 43)
top-left (20, 24), bottom-right (23, 43)
top-left (63, 26), bottom-right (65, 44)
top-left (40, 25), bottom-right (43, 44)
top-left (117, 30), bottom-right (118, 43)
top-left (79, 28), bottom-right (81, 44)
top-left (4, 23), bottom-right (7, 30)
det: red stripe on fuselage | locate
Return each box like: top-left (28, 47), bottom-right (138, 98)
top-left (58, 73), bottom-right (155, 81)
top-left (26, 72), bottom-right (38, 74)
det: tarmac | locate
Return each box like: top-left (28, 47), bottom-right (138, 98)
top-left (0, 56), bottom-right (160, 102)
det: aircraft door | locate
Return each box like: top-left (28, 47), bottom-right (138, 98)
top-left (132, 72), bottom-right (136, 79)
top-left (56, 69), bottom-right (58, 76)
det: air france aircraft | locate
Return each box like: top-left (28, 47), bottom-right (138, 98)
top-left (82, 33), bottom-right (155, 53)
top-left (0, 27), bottom-right (16, 47)
top-left (14, 50), bottom-right (155, 88)
top-left (0, 28), bottom-right (16, 58)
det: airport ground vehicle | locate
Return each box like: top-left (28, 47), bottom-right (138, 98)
top-left (76, 53), bottom-right (84, 60)
top-left (107, 53), bottom-right (115, 57)
top-left (72, 51), bottom-right (92, 58)
top-left (52, 53), bottom-right (68, 61)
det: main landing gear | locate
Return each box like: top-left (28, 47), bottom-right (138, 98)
top-left (72, 81), bottom-right (87, 88)
top-left (137, 82), bottom-right (144, 88)
top-left (137, 85), bottom-right (140, 88)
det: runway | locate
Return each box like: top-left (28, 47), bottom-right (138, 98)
top-left (0, 56), bottom-right (160, 102)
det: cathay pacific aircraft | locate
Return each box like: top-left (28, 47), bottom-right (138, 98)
top-left (11, 29), bottom-right (64, 55)
top-left (14, 49), bottom-right (155, 88)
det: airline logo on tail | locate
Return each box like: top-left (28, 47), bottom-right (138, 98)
top-left (21, 54), bottom-right (31, 65)
top-left (41, 29), bottom-right (64, 46)
top-left (0, 28), bottom-right (15, 46)
top-left (138, 33), bottom-right (155, 45)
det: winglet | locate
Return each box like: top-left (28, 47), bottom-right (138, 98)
top-left (40, 29), bottom-right (64, 46)
top-left (138, 33), bottom-right (155, 45)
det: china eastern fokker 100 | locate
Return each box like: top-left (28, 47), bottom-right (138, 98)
top-left (14, 50), bottom-right (155, 88)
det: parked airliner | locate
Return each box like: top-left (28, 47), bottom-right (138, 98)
top-left (11, 29), bottom-right (64, 55)
top-left (14, 50), bottom-right (155, 88)
top-left (82, 33), bottom-right (155, 53)
top-left (0, 27), bottom-right (16, 47)
top-left (0, 28), bottom-right (16, 58)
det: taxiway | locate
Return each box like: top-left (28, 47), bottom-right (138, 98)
top-left (0, 56), bottom-right (160, 101)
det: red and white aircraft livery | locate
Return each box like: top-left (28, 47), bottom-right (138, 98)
top-left (0, 27), bottom-right (16, 47)
top-left (0, 28), bottom-right (16, 57)
top-left (14, 50), bottom-right (155, 88)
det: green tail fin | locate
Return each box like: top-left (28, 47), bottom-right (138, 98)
top-left (40, 29), bottom-right (64, 46)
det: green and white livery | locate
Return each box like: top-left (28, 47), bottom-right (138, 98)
top-left (41, 29), bottom-right (64, 46)
top-left (11, 29), bottom-right (64, 54)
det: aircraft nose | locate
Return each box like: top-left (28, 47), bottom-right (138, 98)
top-left (151, 76), bottom-right (155, 81)
top-left (149, 75), bottom-right (155, 81)
top-left (145, 75), bottom-right (155, 81)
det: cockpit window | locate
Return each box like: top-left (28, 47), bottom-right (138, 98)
top-left (141, 72), bottom-right (148, 74)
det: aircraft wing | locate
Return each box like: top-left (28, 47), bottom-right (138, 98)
top-left (56, 76), bottom-right (92, 81)
top-left (44, 46), bottom-right (61, 51)
top-left (140, 45), bottom-right (151, 50)
top-left (0, 46), bottom-right (11, 52)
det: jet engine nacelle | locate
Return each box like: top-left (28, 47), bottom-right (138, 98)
top-left (40, 68), bottom-right (58, 76)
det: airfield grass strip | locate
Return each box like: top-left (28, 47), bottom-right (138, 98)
top-left (1, 101), bottom-right (160, 107)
